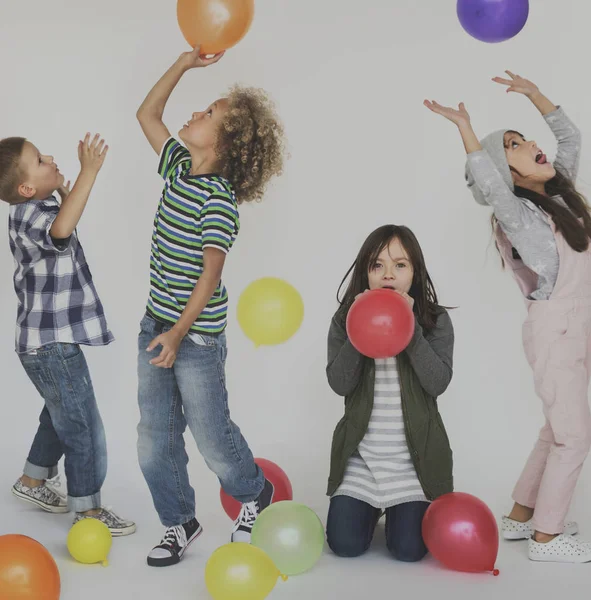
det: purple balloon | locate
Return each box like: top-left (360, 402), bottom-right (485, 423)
top-left (457, 0), bottom-right (529, 43)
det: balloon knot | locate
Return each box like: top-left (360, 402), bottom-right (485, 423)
top-left (492, 569), bottom-right (500, 576)
top-left (102, 560), bottom-right (109, 567)
top-left (280, 574), bottom-right (288, 582)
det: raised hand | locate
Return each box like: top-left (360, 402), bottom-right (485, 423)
top-left (178, 45), bottom-right (225, 71)
top-left (492, 71), bottom-right (539, 97)
top-left (423, 100), bottom-right (471, 129)
top-left (57, 180), bottom-right (71, 200)
top-left (78, 133), bottom-right (108, 174)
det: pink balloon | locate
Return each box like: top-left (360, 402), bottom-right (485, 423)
top-left (422, 492), bottom-right (500, 575)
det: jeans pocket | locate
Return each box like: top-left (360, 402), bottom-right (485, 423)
top-left (23, 366), bottom-right (61, 405)
top-left (60, 343), bottom-right (81, 360)
top-left (187, 332), bottom-right (216, 347)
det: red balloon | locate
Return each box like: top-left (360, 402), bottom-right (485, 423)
top-left (346, 289), bottom-right (415, 359)
top-left (422, 492), bottom-right (499, 574)
top-left (220, 458), bottom-right (293, 520)
top-left (0, 534), bottom-right (61, 599)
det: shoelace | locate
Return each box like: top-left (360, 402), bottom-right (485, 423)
top-left (161, 525), bottom-right (187, 549)
top-left (44, 475), bottom-right (66, 500)
top-left (233, 502), bottom-right (258, 532)
top-left (77, 506), bottom-right (127, 526)
top-left (98, 506), bottom-right (129, 526)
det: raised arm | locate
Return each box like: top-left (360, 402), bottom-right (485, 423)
top-left (492, 71), bottom-right (581, 180)
top-left (423, 98), bottom-right (533, 233)
top-left (50, 134), bottom-right (108, 239)
top-left (137, 46), bottom-right (224, 155)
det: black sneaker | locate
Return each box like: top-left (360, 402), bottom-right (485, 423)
top-left (147, 518), bottom-right (203, 567)
top-left (231, 479), bottom-right (274, 543)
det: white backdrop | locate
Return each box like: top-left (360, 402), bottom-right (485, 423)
top-left (1, 1), bottom-right (590, 598)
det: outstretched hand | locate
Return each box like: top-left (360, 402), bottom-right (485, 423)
top-left (492, 71), bottom-right (539, 97)
top-left (423, 99), bottom-right (471, 128)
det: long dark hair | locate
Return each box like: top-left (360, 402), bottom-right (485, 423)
top-left (336, 225), bottom-right (442, 331)
top-left (493, 133), bottom-right (591, 259)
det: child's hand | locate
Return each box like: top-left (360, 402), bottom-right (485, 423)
top-left (355, 290), bottom-right (370, 300)
top-left (57, 180), bottom-right (71, 200)
top-left (395, 291), bottom-right (415, 309)
top-left (492, 71), bottom-right (539, 98)
top-left (78, 133), bottom-right (108, 174)
top-left (178, 46), bottom-right (225, 71)
top-left (424, 100), bottom-right (471, 129)
top-left (146, 329), bottom-right (183, 369)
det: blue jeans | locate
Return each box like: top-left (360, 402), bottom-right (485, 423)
top-left (19, 343), bottom-right (107, 512)
top-left (326, 496), bottom-right (430, 562)
top-left (137, 315), bottom-right (264, 527)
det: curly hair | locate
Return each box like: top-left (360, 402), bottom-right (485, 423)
top-left (215, 85), bottom-right (286, 204)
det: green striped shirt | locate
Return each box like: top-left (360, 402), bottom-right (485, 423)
top-left (146, 137), bottom-right (240, 333)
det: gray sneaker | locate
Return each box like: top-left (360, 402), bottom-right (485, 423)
top-left (73, 507), bottom-right (136, 537)
top-left (12, 476), bottom-right (69, 514)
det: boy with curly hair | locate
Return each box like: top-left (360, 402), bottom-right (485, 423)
top-left (136, 46), bottom-right (286, 567)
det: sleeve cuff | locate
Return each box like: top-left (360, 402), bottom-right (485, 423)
top-left (543, 105), bottom-right (564, 121)
top-left (202, 242), bottom-right (230, 254)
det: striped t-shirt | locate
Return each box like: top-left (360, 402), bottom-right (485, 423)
top-left (333, 357), bottom-right (427, 509)
top-left (146, 137), bottom-right (240, 333)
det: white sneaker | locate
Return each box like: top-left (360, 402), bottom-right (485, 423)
top-left (502, 516), bottom-right (578, 540)
top-left (12, 476), bottom-right (69, 514)
top-left (529, 534), bottom-right (591, 563)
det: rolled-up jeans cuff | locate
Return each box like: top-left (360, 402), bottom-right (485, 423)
top-left (69, 492), bottom-right (101, 513)
top-left (23, 460), bottom-right (58, 480)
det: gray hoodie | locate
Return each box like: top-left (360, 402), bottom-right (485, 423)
top-left (465, 107), bottom-right (581, 300)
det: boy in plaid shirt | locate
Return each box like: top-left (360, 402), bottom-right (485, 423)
top-left (0, 133), bottom-right (134, 536)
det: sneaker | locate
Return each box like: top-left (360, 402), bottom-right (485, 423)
top-left (147, 518), bottom-right (203, 567)
top-left (529, 534), bottom-right (591, 563)
top-left (12, 476), bottom-right (69, 514)
top-left (73, 507), bottom-right (136, 537)
top-left (231, 479), bottom-right (274, 543)
top-left (502, 516), bottom-right (578, 540)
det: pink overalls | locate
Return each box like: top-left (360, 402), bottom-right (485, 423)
top-left (495, 217), bottom-right (591, 534)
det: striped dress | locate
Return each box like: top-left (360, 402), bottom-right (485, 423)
top-left (333, 357), bottom-right (427, 509)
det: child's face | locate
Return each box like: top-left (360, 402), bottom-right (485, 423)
top-left (18, 142), bottom-right (64, 201)
top-left (367, 238), bottom-right (414, 294)
top-left (179, 98), bottom-right (229, 152)
top-left (504, 131), bottom-right (556, 187)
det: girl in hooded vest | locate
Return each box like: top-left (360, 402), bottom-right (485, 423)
top-left (426, 71), bottom-right (591, 563)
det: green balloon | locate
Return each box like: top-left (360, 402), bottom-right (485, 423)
top-left (251, 501), bottom-right (325, 575)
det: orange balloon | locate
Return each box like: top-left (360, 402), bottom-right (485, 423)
top-left (0, 535), bottom-right (60, 600)
top-left (177, 0), bottom-right (255, 55)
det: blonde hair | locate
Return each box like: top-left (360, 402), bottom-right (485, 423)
top-left (0, 137), bottom-right (26, 205)
top-left (216, 86), bottom-right (286, 204)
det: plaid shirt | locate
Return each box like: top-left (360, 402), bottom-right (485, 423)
top-left (8, 196), bottom-right (114, 354)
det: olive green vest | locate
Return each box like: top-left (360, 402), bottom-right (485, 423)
top-left (327, 325), bottom-right (453, 500)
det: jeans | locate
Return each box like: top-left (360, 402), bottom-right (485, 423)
top-left (326, 496), bottom-right (430, 562)
top-left (19, 343), bottom-right (107, 512)
top-left (137, 315), bottom-right (264, 527)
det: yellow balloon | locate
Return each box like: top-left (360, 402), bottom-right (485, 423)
top-left (237, 278), bottom-right (304, 347)
top-left (67, 519), bottom-right (112, 566)
top-left (205, 543), bottom-right (286, 600)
